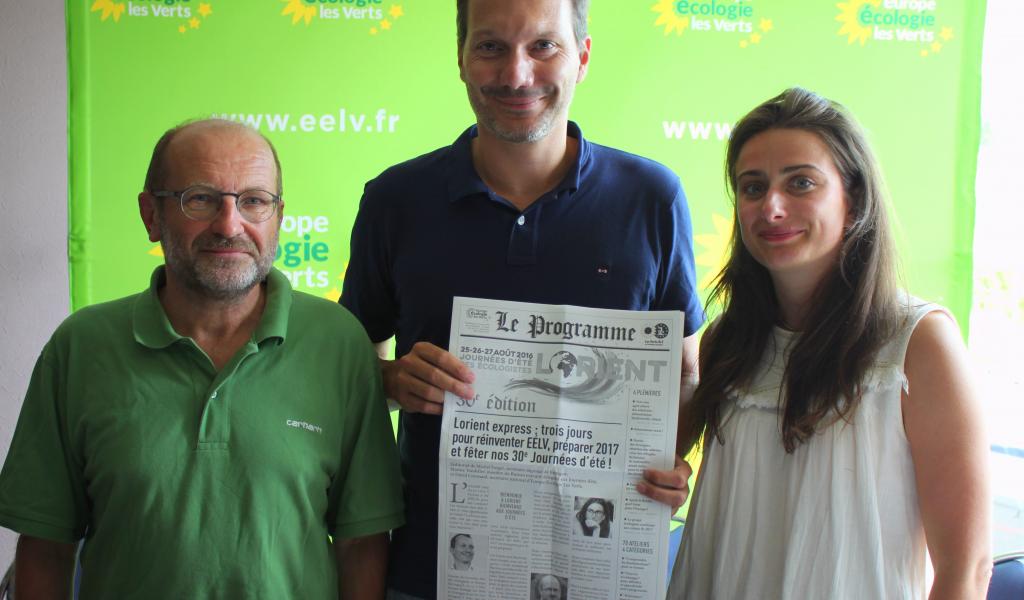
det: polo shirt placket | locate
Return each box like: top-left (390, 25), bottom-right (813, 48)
top-left (507, 198), bottom-right (541, 265)
top-left (131, 269), bottom-right (291, 450)
top-left (194, 343), bottom-right (250, 450)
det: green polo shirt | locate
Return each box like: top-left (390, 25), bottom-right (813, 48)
top-left (0, 267), bottom-right (403, 598)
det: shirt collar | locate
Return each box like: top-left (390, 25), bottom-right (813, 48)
top-left (253, 268), bottom-right (291, 344)
top-left (132, 266), bottom-right (292, 349)
top-left (446, 121), bottom-right (590, 203)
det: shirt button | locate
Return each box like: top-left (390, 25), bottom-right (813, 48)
top-left (517, 215), bottom-right (526, 226)
top-left (211, 391), bottom-right (218, 399)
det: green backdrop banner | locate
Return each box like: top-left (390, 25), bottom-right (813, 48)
top-left (68, 0), bottom-right (987, 330)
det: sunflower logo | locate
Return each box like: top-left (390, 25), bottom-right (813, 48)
top-left (836, 0), bottom-right (951, 57)
top-left (835, 0), bottom-right (880, 46)
top-left (92, 0), bottom-right (213, 32)
top-left (651, 0), bottom-right (690, 36)
top-left (91, 0), bottom-right (126, 22)
top-left (652, 1), bottom-right (774, 48)
top-left (324, 262), bottom-right (349, 302)
top-left (281, 0), bottom-right (317, 25)
top-left (694, 212), bottom-right (734, 293)
top-left (281, 0), bottom-right (406, 36)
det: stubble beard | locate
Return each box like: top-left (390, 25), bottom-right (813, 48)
top-left (468, 84), bottom-right (570, 144)
top-left (158, 218), bottom-right (277, 301)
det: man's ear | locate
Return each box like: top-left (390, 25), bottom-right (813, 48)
top-left (457, 42), bottom-right (467, 83)
top-left (139, 192), bottom-right (161, 243)
top-left (576, 36), bottom-right (592, 83)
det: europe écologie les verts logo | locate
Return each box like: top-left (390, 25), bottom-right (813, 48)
top-left (651, 0), bottom-right (776, 49)
top-left (90, 0), bottom-right (214, 34)
top-left (280, 0), bottom-right (406, 36)
top-left (836, 0), bottom-right (955, 57)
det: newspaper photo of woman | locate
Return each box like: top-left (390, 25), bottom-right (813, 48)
top-left (574, 497), bottom-right (613, 538)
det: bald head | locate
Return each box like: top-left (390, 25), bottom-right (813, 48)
top-left (536, 574), bottom-right (561, 600)
top-left (144, 119), bottom-right (282, 196)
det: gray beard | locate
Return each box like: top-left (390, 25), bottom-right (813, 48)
top-left (159, 221), bottom-right (277, 301)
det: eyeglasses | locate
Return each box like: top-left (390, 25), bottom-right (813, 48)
top-left (151, 185), bottom-right (281, 223)
top-left (586, 507), bottom-right (605, 516)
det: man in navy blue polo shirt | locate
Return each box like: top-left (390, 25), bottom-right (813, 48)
top-left (341, 1), bottom-right (704, 598)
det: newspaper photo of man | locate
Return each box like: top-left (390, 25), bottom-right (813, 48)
top-left (531, 573), bottom-right (568, 600)
top-left (449, 533), bottom-right (475, 571)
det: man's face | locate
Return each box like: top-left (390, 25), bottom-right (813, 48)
top-left (458, 0), bottom-right (590, 144)
top-left (144, 124), bottom-right (281, 300)
top-left (451, 535), bottom-right (475, 566)
top-left (538, 575), bottom-right (561, 600)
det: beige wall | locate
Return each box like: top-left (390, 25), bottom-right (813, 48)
top-left (0, 1), bottom-right (69, 570)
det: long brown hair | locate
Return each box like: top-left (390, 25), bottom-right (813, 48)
top-left (680, 88), bottom-right (901, 453)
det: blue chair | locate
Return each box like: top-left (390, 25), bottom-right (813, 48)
top-left (989, 551), bottom-right (1024, 600)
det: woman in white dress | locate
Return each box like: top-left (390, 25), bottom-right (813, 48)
top-left (668, 88), bottom-right (991, 599)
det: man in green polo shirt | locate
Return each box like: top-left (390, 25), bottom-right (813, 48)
top-left (0, 119), bottom-right (403, 598)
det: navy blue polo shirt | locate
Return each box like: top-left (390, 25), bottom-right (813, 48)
top-left (342, 122), bottom-right (703, 599)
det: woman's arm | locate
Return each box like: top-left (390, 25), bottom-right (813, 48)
top-left (903, 312), bottom-right (992, 599)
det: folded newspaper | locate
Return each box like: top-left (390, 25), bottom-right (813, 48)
top-left (438, 297), bottom-right (683, 600)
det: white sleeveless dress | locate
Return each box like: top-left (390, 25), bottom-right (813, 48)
top-left (668, 299), bottom-right (944, 600)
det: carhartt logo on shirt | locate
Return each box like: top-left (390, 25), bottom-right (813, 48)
top-left (286, 419), bottom-right (323, 434)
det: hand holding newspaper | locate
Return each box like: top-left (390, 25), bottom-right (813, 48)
top-left (438, 297), bottom-right (683, 600)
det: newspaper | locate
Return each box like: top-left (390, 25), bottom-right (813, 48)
top-left (438, 297), bottom-right (684, 600)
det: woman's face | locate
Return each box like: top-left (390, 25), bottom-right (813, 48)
top-left (584, 501), bottom-right (606, 525)
top-left (734, 128), bottom-right (850, 289)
